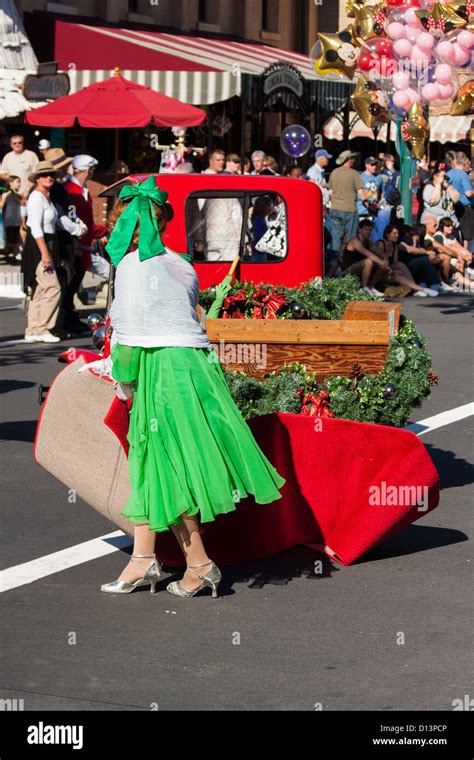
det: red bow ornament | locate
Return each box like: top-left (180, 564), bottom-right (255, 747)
top-left (297, 388), bottom-right (334, 418)
top-left (222, 289), bottom-right (247, 319)
top-left (251, 286), bottom-right (286, 320)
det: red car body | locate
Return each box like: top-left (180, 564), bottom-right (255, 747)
top-left (101, 174), bottom-right (324, 289)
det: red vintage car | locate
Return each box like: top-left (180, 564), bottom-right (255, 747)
top-left (99, 173), bottom-right (324, 289)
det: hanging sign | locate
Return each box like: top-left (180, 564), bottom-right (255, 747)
top-left (263, 62), bottom-right (304, 99)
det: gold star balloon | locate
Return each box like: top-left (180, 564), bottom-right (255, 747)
top-left (346, 0), bottom-right (357, 17)
top-left (415, 3), bottom-right (466, 34)
top-left (450, 80), bottom-right (474, 115)
top-left (352, 75), bottom-right (390, 127)
top-left (402, 103), bottom-right (430, 160)
top-left (353, 2), bottom-right (387, 40)
top-left (316, 25), bottom-right (361, 80)
top-left (444, 1), bottom-right (474, 22)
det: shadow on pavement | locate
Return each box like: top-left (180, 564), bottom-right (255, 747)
top-left (361, 524), bottom-right (468, 564)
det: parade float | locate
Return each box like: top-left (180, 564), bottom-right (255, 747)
top-left (34, 169), bottom-right (440, 569)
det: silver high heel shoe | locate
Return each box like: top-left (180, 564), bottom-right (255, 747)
top-left (100, 553), bottom-right (162, 594)
top-left (166, 560), bottom-right (222, 599)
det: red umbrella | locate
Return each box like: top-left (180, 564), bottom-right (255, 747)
top-left (25, 73), bottom-right (207, 171)
top-left (25, 73), bottom-right (207, 128)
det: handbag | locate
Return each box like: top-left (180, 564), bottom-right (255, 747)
top-left (255, 204), bottom-right (287, 258)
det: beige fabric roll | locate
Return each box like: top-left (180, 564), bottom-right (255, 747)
top-left (35, 356), bottom-right (134, 537)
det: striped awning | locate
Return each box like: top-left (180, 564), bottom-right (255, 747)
top-left (323, 112), bottom-right (472, 144)
top-left (66, 69), bottom-right (239, 106)
top-left (55, 20), bottom-right (320, 105)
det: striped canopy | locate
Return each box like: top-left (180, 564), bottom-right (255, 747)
top-left (55, 20), bottom-right (320, 106)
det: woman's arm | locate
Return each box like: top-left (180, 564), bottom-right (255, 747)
top-left (110, 343), bottom-right (142, 384)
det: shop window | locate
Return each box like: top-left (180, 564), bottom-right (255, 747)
top-left (262, 0), bottom-right (279, 34)
top-left (185, 191), bottom-right (288, 263)
top-left (198, 0), bottom-right (219, 24)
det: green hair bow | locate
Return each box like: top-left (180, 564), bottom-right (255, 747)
top-left (105, 176), bottom-right (169, 267)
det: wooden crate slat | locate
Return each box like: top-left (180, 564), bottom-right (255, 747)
top-left (206, 319), bottom-right (390, 345)
top-left (213, 344), bottom-right (389, 382)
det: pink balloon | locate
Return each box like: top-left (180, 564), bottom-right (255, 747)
top-left (393, 71), bottom-right (411, 90)
top-left (437, 83), bottom-right (454, 100)
top-left (421, 83), bottom-right (440, 102)
top-left (406, 27), bottom-right (420, 44)
top-left (393, 39), bottom-right (413, 58)
top-left (452, 44), bottom-right (471, 66)
top-left (404, 8), bottom-right (421, 27)
top-left (411, 45), bottom-right (432, 66)
top-left (392, 90), bottom-right (411, 110)
top-left (436, 41), bottom-right (455, 63)
top-left (387, 22), bottom-right (407, 41)
top-left (417, 32), bottom-right (435, 51)
top-left (435, 64), bottom-right (453, 85)
top-left (457, 31), bottom-right (474, 51)
top-left (406, 88), bottom-right (421, 104)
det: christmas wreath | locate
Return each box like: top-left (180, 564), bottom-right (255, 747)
top-left (199, 276), bottom-right (436, 428)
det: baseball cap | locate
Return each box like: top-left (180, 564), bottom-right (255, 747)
top-left (335, 150), bottom-right (358, 166)
top-left (365, 156), bottom-right (378, 165)
top-left (72, 154), bottom-right (98, 170)
top-left (316, 149), bottom-right (333, 160)
top-left (38, 139), bottom-right (51, 151)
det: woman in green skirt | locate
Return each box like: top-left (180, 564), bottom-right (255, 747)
top-left (100, 177), bottom-right (286, 599)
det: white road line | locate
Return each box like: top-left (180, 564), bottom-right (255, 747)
top-left (0, 403), bottom-right (472, 593)
top-left (0, 531), bottom-right (132, 593)
top-left (406, 403), bottom-right (474, 436)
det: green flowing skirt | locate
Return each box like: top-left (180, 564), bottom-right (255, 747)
top-left (118, 347), bottom-right (286, 533)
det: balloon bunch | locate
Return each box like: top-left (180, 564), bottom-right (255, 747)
top-left (312, 0), bottom-right (474, 156)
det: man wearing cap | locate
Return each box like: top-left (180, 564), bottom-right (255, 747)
top-left (63, 155), bottom-right (104, 331)
top-left (0, 135), bottom-right (38, 195)
top-left (307, 149), bottom-right (332, 209)
top-left (357, 157), bottom-right (385, 219)
top-left (328, 151), bottom-right (367, 264)
top-left (38, 139), bottom-right (51, 159)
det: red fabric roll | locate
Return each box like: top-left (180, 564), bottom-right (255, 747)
top-left (104, 399), bottom-right (440, 567)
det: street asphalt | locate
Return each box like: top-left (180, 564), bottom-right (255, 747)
top-left (0, 284), bottom-right (472, 713)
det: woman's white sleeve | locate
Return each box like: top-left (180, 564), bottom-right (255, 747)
top-left (26, 194), bottom-right (45, 239)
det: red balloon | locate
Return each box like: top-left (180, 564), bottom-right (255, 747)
top-left (372, 55), bottom-right (397, 78)
top-left (389, 0), bottom-right (420, 6)
top-left (373, 38), bottom-right (393, 57)
top-left (359, 51), bottom-right (376, 72)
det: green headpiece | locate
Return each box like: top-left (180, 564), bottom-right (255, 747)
top-left (105, 176), bottom-right (169, 267)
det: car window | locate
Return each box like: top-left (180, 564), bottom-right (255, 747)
top-left (185, 191), bottom-right (288, 263)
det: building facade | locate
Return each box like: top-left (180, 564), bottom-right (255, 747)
top-left (14, 0), bottom-right (326, 56)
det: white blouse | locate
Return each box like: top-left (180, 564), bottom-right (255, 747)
top-left (109, 247), bottom-right (211, 350)
top-left (26, 190), bottom-right (59, 239)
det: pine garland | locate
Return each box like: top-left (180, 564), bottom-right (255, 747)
top-left (200, 277), bottom-right (435, 428)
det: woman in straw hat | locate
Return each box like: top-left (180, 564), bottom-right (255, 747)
top-left (99, 176), bottom-right (286, 598)
top-left (22, 161), bottom-right (62, 343)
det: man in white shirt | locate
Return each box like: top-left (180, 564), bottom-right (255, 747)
top-left (251, 150), bottom-right (266, 175)
top-left (307, 149), bottom-right (332, 207)
top-left (202, 148), bottom-right (225, 175)
top-left (1, 135), bottom-right (39, 195)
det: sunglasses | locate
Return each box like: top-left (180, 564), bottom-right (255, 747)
top-left (38, 173), bottom-right (55, 178)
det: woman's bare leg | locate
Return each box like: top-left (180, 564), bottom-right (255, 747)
top-left (117, 524), bottom-right (157, 583)
top-left (171, 515), bottom-right (212, 592)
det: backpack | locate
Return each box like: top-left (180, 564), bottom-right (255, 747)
top-left (384, 173), bottom-right (401, 207)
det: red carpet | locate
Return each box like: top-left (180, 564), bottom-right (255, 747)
top-left (104, 395), bottom-right (440, 567)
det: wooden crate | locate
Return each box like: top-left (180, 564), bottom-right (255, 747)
top-left (206, 301), bottom-right (401, 382)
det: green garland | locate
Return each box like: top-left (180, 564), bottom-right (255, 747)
top-left (199, 276), bottom-right (435, 428)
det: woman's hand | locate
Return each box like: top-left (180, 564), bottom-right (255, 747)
top-left (115, 381), bottom-right (136, 401)
top-left (41, 256), bottom-right (55, 274)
